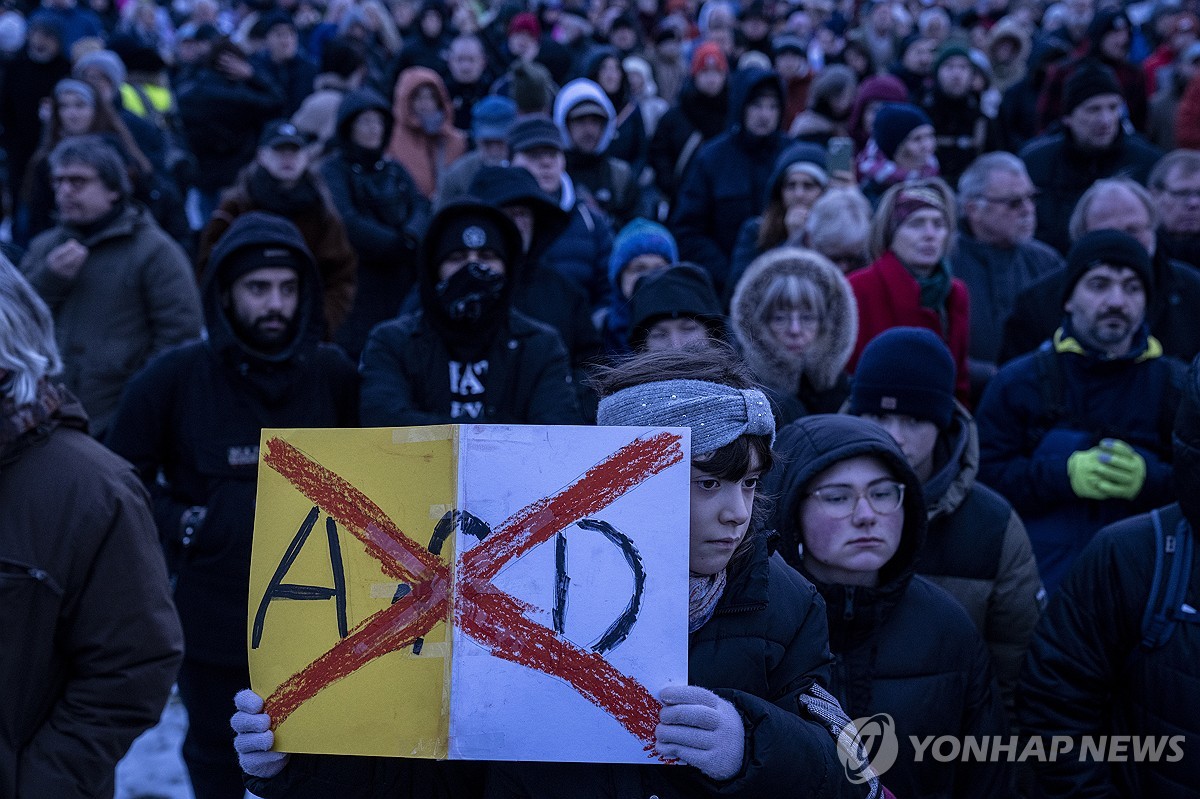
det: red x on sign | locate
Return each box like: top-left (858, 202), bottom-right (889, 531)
top-left (259, 431), bottom-right (684, 752)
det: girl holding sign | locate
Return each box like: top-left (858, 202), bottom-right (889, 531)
top-left (232, 345), bottom-right (885, 798)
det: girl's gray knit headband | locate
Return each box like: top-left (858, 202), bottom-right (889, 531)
top-left (596, 379), bottom-right (776, 457)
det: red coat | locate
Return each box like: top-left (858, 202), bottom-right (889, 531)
top-left (1177, 73), bottom-right (1200, 150)
top-left (847, 250), bottom-right (972, 403)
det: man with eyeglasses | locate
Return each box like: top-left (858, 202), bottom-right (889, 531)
top-left (1000, 177), bottom-right (1200, 365)
top-left (848, 327), bottom-right (1043, 719)
top-left (1150, 149), bottom-right (1200, 269)
top-left (954, 153), bottom-right (1065, 397)
top-left (977, 230), bottom-right (1188, 595)
top-left (19, 134), bottom-right (200, 439)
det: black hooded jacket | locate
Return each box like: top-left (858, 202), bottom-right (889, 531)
top-left (1019, 356), bottom-right (1200, 797)
top-left (319, 88), bottom-right (431, 359)
top-left (648, 77), bottom-right (729, 201)
top-left (359, 202), bottom-right (583, 426)
top-left (467, 167), bottom-right (602, 386)
top-left (583, 47), bottom-right (649, 174)
top-left (726, 141), bottom-right (829, 296)
top-left (176, 51), bottom-right (286, 192)
top-left (669, 68), bottom-right (789, 295)
top-left (106, 212), bottom-right (359, 668)
top-left (766, 414), bottom-right (1012, 799)
top-left (1020, 126), bottom-right (1162, 254)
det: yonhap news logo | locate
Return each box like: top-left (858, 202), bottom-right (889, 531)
top-left (835, 714), bottom-right (1185, 783)
top-left (836, 714), bottom-right (899, 784)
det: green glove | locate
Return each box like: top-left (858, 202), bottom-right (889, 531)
top-left (1097, 439), bottom-right (1147, 500)
top-left (1068, 448), bottom-right (1115, 499)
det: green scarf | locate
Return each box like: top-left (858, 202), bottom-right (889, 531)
top-left (914, 257), bottom-right (953, 312)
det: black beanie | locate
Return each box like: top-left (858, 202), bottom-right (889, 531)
top-left (872, 103), bottom-right (933, 159)
top-left (1062, 62), bottom-right (1122, 115)
top-left (628, 264), bottom-right (724, 349)
top-left (1086, 9), bottom-right (1130, 54)
top-left (429, 211), bottom-right (514, 268)
top-left (850, 327), bottom-right (956, 430)
top-left (218, 244), bottom-right (304, 290)
top-left (1062, 229), bottom-right (1153, 305)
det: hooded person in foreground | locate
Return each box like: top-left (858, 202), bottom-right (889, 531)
top-left (766, 413), bottom-right (1013, 798)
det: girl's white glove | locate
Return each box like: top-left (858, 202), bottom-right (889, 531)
top-left (655, 685), bottom-right (745, 781)
top-left (230, 689), bottom-right (289, 779)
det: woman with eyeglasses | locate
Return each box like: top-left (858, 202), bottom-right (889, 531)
top-left (848, 177), bottom-right (973, 404)
top-left (729, 247), bottom-right (857, 427)
top-left (766, 413), bottom-right (1013, 799)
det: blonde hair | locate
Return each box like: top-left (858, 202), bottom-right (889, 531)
top-left (805, 187), bottom-right (872, 257)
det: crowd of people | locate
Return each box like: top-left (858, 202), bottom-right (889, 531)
top-left (2, 0), bottom-right (1200, 795)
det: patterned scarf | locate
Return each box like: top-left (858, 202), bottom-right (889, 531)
top-left (855, 139), bottom-right (940, 189)
top-left (0, 380), bottom-right (62, 449)
top-left (688, 571), bottom-right (727, 633)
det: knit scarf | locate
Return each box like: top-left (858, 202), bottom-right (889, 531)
top-left (688, 570), bottom-right (727, 633)
top-left (0, 380), bottom-right (62, 449)
top-left (855, 139), bottom-right (939, 189)
top-left (914, 257), bottom-right (952, 314)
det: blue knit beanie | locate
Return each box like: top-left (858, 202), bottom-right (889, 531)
top-left (850, 327), bottom-right (956, 429)
top-left (609, 219), bottom-right (679, 289)
top-left (872, 102), bottom-right (933, 160)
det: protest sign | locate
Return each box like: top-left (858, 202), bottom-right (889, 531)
top-left (249, 424), bottom-right (690, 762)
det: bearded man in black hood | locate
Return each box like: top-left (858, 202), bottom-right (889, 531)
top-left (106, 212), bottom-right (358, 799)
top-left (359, 201), bottom-right (583, 426)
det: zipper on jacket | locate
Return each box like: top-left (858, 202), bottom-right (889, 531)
top-left (843, 586), bottom-right (856, 621)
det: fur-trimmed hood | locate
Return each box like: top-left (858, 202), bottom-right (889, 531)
top-left (986, 18), bottom-right (1031, 91)
top-left (730, 247), bottom-right (857, 396)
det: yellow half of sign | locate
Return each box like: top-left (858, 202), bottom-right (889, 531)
top-left (248, 426), bottom-right (457, 758)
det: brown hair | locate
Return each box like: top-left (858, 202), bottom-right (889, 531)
top-left (23, 81), bottom-right (152, 203)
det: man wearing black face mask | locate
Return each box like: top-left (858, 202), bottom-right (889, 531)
top-left (360, 201), bottom-right (583, 426)
top-left (105, 211), bottom-right (358, 799)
